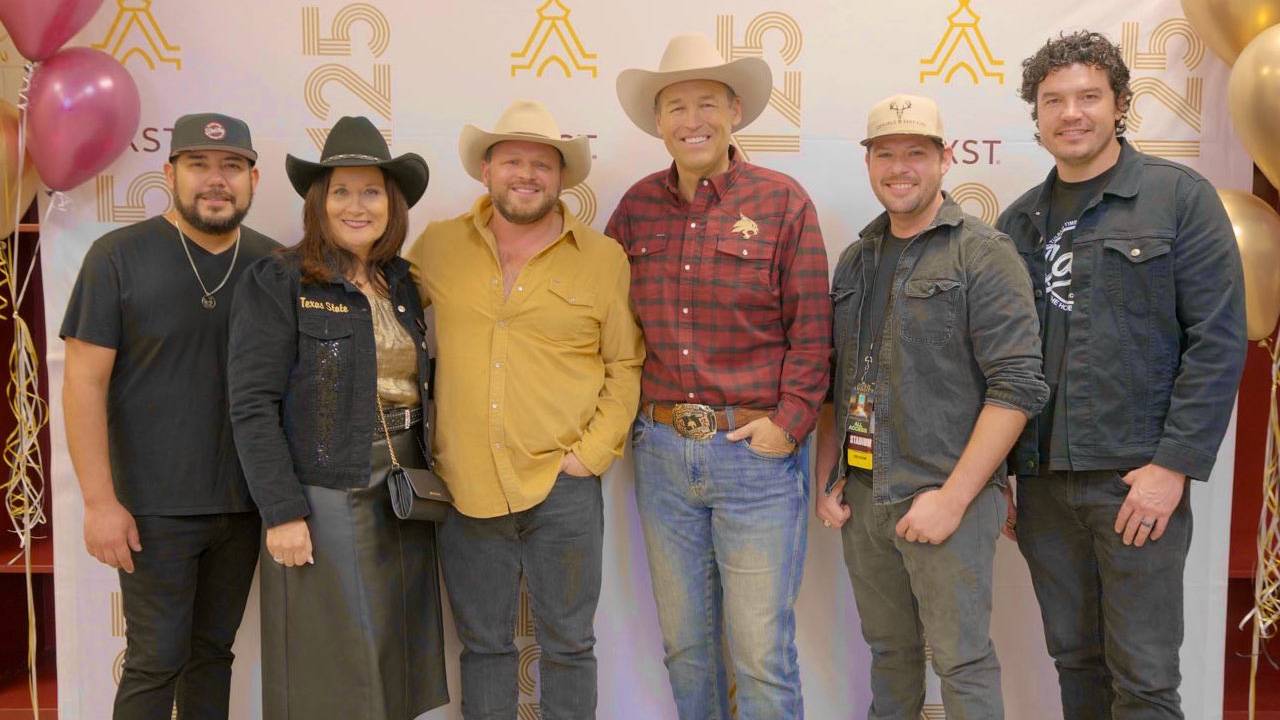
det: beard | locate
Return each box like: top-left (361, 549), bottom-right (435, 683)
top-left (490, 184), bottom-right (560, 225)
top-left (174, 189), bottom-right (252, 234)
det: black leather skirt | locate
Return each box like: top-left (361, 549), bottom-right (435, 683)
top-left (258, 425), bottom-right (449, 719)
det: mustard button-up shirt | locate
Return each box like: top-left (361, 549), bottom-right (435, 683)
top-left (406, 196), bottom-right (644, 518)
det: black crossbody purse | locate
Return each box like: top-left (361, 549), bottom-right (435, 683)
top-left (376, 395), bottom-right (452, 522)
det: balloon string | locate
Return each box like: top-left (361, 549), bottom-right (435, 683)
top-left (1, 59), bottom-right (46, 720)
top-left (8, 62), bottom-right (33, 312)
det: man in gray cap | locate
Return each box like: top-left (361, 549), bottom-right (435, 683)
top-left (61, 112), bottom-right (279, 719)
top-left (816, 94), bottom-right (1046, 719)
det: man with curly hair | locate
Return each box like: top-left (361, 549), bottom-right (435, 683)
top-left (998, 30), bottom-right (1247, 719)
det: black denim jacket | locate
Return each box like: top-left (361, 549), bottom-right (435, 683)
top-left (228, 253), bottom-right (430, 527)
top-left (998, 140), bottom-right (1247, 481)
top-left (828, 196), bottom-right (1048, 502)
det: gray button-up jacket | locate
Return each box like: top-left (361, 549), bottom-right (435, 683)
top-left (827, 196), bottom-right (1048, 502)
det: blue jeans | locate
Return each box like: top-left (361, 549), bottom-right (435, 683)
top-left (438, 472), bottom-right (603, 720)
top-left (841, 480), bottom-right (1005, 720)
top-left (631, 412), bottom-right (809, 720)
top-left (1017, 470), bottom-right (1192, 720)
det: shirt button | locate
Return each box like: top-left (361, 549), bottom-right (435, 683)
top-left (741, 249), bottom-right (748, 256)
top-left (491, 278), bottom-right (499, 285)
top-left (516, 285), bottom-right (524, 292)
top-left (640, 247), bottom-right (647, 254)
top-left (495, 442), bottom-right (503, 449)
top-left (422, 381), bottom-right (429, 390)
top-left (682, 349), bottom-right (689, 356)
top-left (687, 392), bottom-right (695, 399)
top-left (1068, 292), bottom-right (1075, 299)
top-left (1034, 289), bottom-right (1044, 298)
top-left (690, 222), bottom-right (697, 229)
top-left (701, 180), bottom-right (709, 186)
top-left (396, 305), bottom-right (406, 313)
top-left (1130, 248), bottom-right (1141, 257)
top-left (494, 362), bottom-right (502, 368)
top-left (684, 264), bottom-right (691, 271)
top-left (491, 402), bottom-right (498, 409)
top-left (682, 307), bottom-right (689, 314)
top-left (497, 320), bottom-right (507, 327)
top-left (420, 341), bottom-right (427, 349)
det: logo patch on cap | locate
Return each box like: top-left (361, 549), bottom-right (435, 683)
top-left (203, 121), bottom-right (226, 140)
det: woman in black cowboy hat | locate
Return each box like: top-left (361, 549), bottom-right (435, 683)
top-left (227, 116), bottom-right (448, 719)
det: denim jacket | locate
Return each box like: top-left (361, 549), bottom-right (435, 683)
top-left (828, 196), bottom-right (1048, 502)
top-left (997, 140), bottom-right (1247, 481)
top-left (228, 253), bottom-right (431, 527)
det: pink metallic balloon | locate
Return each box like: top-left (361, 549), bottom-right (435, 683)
top-left (26, 47), bottom-right (140, 191)
top-left (0, 0), bottom-right (105, 61)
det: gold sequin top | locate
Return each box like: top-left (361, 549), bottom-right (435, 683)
top-left (370, 293), bottom-right (420, 407)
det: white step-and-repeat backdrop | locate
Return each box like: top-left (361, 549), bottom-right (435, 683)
top-left (21, 0), bottom-right (1248, 717)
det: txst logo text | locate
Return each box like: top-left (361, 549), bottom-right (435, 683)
top-left (947, 139), bottom-right (1001, 165)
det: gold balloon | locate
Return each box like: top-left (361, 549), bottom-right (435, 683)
top-left (1229, 25), bottom-right (1280, 191)
top-left (0, 100), bottom-right (39, 239)
top-left (1182, 0), bottom-right (1280, 65)
top-left (1219, 189), bottom-right (1280, 340)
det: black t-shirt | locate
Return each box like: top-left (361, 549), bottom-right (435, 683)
top-left (60, 215), bottom-right (280, 515)
top-left (849, 232), bottom-right (910, 487)
top-left (1040, 166), bottom-right (1115, 471)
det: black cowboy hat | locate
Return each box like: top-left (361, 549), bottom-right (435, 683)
top-left (285, 116), bottom-right (429, 206)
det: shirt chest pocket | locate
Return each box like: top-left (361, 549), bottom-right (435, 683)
top-left (296, 313), bottom-right (355, 427)
top-left (536, 279), bottom-right (599, 345)
top-left (713, 230), bottom-right (778, 306)
top-left (831, 285), bottom-right (863, 350)
top-left (899, 278), bottom-right (961, 346)
top-left (1099, 236), bottom-right (1172, 315)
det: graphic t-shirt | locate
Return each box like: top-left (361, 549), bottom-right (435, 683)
top-left (1040, 165), bottom-right (1116, 471)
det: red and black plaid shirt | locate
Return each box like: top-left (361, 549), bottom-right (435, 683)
top-left (605, 151), bottom-right (832, 439)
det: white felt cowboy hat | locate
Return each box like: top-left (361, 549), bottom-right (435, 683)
top-left (458, 100), bottom-right (592, 189)
top-left (616, 33), bottom-right (773, 138)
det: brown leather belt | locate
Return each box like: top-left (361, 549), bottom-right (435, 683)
top-left (646, 402), bottom-right (771, 441)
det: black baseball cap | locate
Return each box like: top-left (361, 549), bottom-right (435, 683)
top-left (169, 113), bottom-right (258, 164)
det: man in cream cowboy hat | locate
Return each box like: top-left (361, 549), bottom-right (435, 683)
top-left (406, 99), bottom-right (643, 720)
top-left (606, 33), bottom-right (831, 719)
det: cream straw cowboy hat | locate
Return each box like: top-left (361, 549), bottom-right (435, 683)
top-left (458, 100), bottom-right (592, 189)
top-left (616, 33), bottom-right (773, 138)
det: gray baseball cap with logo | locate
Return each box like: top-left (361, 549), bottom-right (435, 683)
top-left (169, 112), bottom-right (258, 163)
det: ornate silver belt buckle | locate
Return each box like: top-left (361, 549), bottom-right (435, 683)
top-left (671, 403), bottom-right (717, 440)
top-left (403, 408), bottom-right (412, 429)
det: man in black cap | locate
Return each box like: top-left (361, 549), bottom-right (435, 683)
top-left (61, 112), bottom-right (279, 720)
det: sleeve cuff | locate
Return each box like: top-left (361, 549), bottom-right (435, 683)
top-left (571, 438), bottom-right (618, 477)
top-left (771, 401), bottom-right (815, 443)
top-left (1151, 438), bottom-right (1218, 482)
top-left (259, 497), bottom-right (311, 528)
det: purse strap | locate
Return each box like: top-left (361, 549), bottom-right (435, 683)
top-left (375, 394), bottom-right (404, 470)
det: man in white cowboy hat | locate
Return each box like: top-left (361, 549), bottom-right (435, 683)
top-left (405, 99), bottom-right (643, 720)
top-left (606, 33), bottom-right (831, 719)
top-left (815, 93), bottom-right (1046, 719)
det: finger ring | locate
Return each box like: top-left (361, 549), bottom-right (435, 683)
top-left (1139, 519), bottom-right (1154, 529)
top-left (822, 519), bottom-right (832, 528)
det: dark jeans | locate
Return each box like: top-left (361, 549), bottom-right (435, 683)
top-left (438, 472), bottom-right (603, 720)
top-left (842, 480), bottom-right (1005, 720)
top-left (114, 512), bottom-right (260, 720)
top-left (1017, 470), bottom-right (1193, 720)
